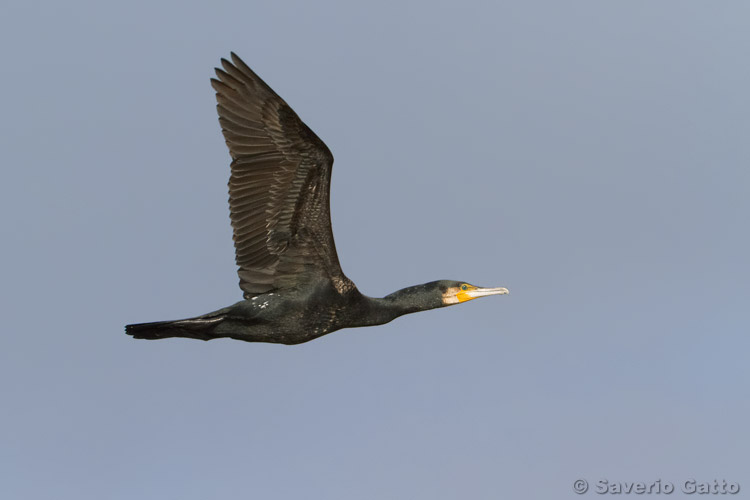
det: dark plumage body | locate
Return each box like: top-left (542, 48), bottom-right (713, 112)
top-left (126, 54), bottom-right (508, 345)
top-left (128, 280), bottom-right (451, 345)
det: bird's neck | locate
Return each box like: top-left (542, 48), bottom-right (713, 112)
top-left (356, 285), bottom-right (443, 327)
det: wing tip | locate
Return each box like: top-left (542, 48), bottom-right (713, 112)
top-left (210, 77), bottom-right (223, 92)
top-left (230, 52), bottom-right (247, 68)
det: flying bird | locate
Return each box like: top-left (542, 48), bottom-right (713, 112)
top-left (126, 53), bottom-right (509, 345)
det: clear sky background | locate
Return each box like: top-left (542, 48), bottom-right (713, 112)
top-left (2, 1), bottom-right (749, 499)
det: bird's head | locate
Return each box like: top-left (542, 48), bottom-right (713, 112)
top-left (438, 280), bottom-right (509, 306)
top-left (381, 280), bottom-right (509, 317)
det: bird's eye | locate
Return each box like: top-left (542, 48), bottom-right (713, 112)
top-left (461, 284), bottom-right (468, 290)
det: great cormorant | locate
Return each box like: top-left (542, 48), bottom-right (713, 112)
top-left (126, 53), bottom-right (509, 345)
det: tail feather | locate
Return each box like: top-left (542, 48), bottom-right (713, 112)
top-left (125, 316), bottom-right (225, 341)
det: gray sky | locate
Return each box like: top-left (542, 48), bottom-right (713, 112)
top-left (2, 1), bottom-right (749, 498)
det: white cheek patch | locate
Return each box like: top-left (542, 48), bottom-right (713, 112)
top-left (442, 287), bottom-right (460, 305)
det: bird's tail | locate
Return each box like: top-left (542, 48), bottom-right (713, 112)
top-left (125, 315), bottom-right (226, 341)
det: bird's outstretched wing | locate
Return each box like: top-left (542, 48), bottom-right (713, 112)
top-left (211, 53), bottom-right (350, 297)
